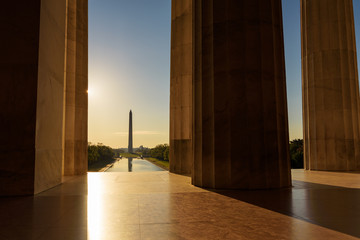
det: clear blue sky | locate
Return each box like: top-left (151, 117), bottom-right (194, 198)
top-left (88, 0), bottom-right (360, 148)
top-left (88, 0), bottom-right (171, 148)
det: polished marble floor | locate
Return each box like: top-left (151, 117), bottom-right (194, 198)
top-left (0, 170), bottom-right (359, 240)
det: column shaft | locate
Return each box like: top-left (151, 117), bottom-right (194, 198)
top-left (193, 0), bottom-right (291, 189)
top-left (0, 0), bottom-right (67, 195)
top-left (64, 0), bottom-right (88, 175)
top-left (301, 0), bottom-right (360, 170)
top-left (170, 0), bottom-right (193, 174)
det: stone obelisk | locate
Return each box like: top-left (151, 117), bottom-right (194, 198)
top-left (128, 110), bottom-right (133, 153)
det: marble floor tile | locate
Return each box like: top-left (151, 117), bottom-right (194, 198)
top-left (0, 171), bottom-right (359, 239)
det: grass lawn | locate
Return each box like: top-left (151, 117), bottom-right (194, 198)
top-left (119, 152), bottom-right (139, 158)
top-left (145, 157), bottom-right (169, 170)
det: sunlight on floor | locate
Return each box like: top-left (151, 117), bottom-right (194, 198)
top-left (88, 175), bottom-right (103, 240)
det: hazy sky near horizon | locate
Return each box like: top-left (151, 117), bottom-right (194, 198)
top-left (88, 0), bottom-right (360, 148)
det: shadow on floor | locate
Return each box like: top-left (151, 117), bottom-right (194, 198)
top-left (211, 180), bottom-right (360, 238)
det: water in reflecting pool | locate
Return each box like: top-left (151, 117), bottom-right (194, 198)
top-left (106, 157), bottom-right (165, 172)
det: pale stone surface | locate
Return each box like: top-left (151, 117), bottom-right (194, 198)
top-left (192, 0), bottom-right (291, 189)
top-left (0, 0), bottom-right (68, 195)
top-left (292, 169), bottom-right (360, 188)
top-left (64, 0), bottom-right (88, 176)
top-left (74, 0), bottom-right (88, 175)
top-left (1, 171), bottom-right (359, 239)
top-left (301, 0), bottom-right (360, 170)
top-left (170, 0), bottom-right (193, 175)
top-left (64, 0), bottom-right (77, 176)
top-left (0, 0), bottom-right (86, 195)
top-left (34, 0), bottom-right (67, 194)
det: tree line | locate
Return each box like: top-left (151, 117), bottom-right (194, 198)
top-left (136, 144), bottom-right (169, 161)
top-left (88, 141), bottom-right (302, 168)
top-left (149, 144), bottom-right (169, 161)
top-left (88, 143), bottom-right (170, 164)
top-left (88, 143), bottom-right (114, 165)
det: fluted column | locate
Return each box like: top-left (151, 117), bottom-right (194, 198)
top-left (170, 0), bottom-right (193, 174)
top-left (0, 0), bottom-right (67, 195)
top-left (64, 0), bottom-right (88, 175)
top-left (192, 0), bottom-right (291, 189)
top-left (301, 0), bottom-right (360, 170)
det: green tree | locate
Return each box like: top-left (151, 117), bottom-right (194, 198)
top-left (141, 147), bottom-right (151, 157)
top-left (150, 144), bottom-right (169, 161)
top-left (97, 144), bottom-right (114, 161)
top-left (289, 139), bottom-right (304, 169)
top-left (163, 145), bottom-right (169, 161)
top-left (88, 144), bottom-right (99, 164)
top-left (88, 143), bottom-right (115, 165)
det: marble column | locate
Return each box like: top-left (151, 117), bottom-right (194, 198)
top-left (64, 0), bottom-right (88, 175)
top-left (170, 0), bottom-right (193, 174)
top-left (0, 0), bottom-right (67, 195)
top-left (301, 0), bottom-right (360, 170)
top-left (192, 0), bottom-right (291, 189)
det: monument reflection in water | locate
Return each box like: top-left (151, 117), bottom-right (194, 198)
top-left (106, 158), bottom-right (164, 172)
top-left (128, 157), bottom-right (133, 172)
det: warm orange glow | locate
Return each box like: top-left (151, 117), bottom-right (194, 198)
top-left (87, 174), bottom-right (103, 240)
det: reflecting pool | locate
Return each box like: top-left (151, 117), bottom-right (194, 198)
top-left (106, 158), bottom-right (165, 172)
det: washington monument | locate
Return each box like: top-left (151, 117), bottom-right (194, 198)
top-left (128, 110), bottom-right (133, 153)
